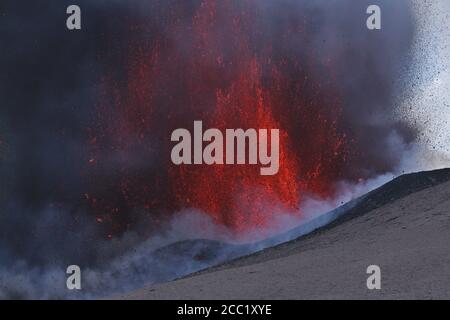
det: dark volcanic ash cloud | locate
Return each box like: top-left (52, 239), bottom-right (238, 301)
top-left (0, 0), bottom-right (417, 298)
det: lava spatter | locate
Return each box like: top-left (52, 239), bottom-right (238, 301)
top-left (88, 0), bottom-right (349, 236)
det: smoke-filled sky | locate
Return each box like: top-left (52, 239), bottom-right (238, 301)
top-left (0, 0), bottom-right (448, 299)
top-left (399, 0), bottom-right (450, 166)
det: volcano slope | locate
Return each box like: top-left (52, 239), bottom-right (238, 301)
top-left (120, 168), bottom-right (450, 299)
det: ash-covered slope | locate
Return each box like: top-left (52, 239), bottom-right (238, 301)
top-left (120, 168), bottom-right (450, 299)
top-left (327, 168), bottom-right (450, 226)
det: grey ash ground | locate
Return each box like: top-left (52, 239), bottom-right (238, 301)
top-left (118, 168), bottom-right (450, 299)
